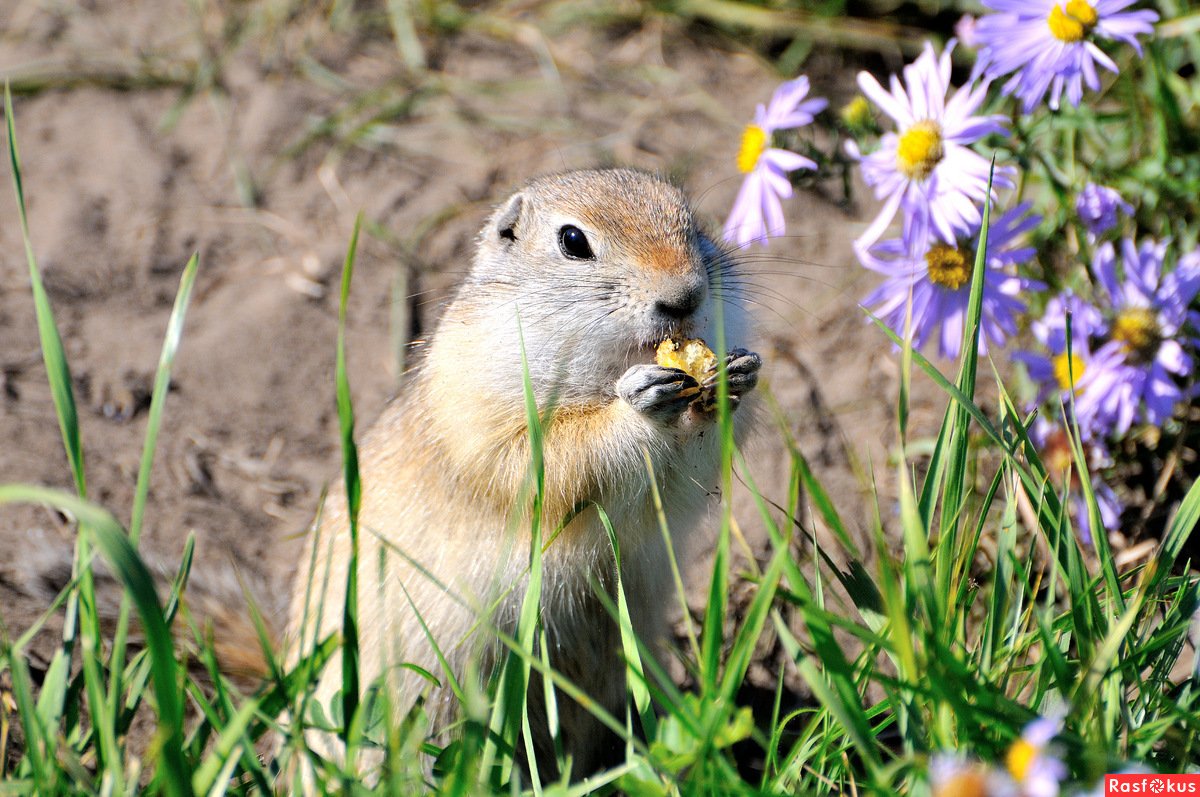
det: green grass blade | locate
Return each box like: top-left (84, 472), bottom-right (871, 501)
top-left (781, 432), bottom-right (862, 559)
top-left (1066, 420), bottom-right (1124, 617)
top-left (488, 624), bottom-right (634, 751)
top-left (599, 505), bottom-right (657, 740)
top-left (191, 698), bottom-right (261, 796)
top-left (4, 646), bottom-right (51, 789)
top-left (513, 313), bottom-right (547, 788)
top-left (102, 252), bottom-right (201, 777)
top-left (643, 450), bottom-right (700, 661)
top-left (936, 159), bottom-right (994, 613)
top-left (702, 242), bottom-right (736, 697)
top-left (781, 557), bottom-right (882, 778)
top-left (130, 252), bottom-right (200, 544)
top-left (5, 84), bottom-right (85, 497)
top-left (31, 646), bottom-right (70, 754)
top-left (480, 310), bottom-right (549, 788)
top-left (916, 398), bottom-right (955, 529)
top-left (336, 215), bottom-right (363, 755)
top-left (0, 485), bottom-right (192, 797)
top-left (719, 454), bottom-right (789, 706)
top-left (7, 86), bottom-right (109, 790)
top-left (699, 509), bottom-right (730, 695)
top-left (893, 463), bottom-right (931, 675)
top-left (76, 593), bottom-right (120, 791)
top-left (1149, 473), bottom-right (1200, 593)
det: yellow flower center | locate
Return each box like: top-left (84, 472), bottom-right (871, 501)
top-left (925, 243), bottom-right (974, 290)
top-left (896, 119), bottom-right (944, 180)
top-left (1111, 307), bottom-right (1160, 361)
top-left (1006, 739), bottom-right (1038, 782)
top-left (1048, 0), bottom-right (1099, 42)
top-left (737, 124), bottom-right (768, 174)
top-left (1052, 352), bottom-right (1086, 393)
top-left (840, 96), bottom-right (873, 129)
top-left (933, 767), bottom-right (991, 797)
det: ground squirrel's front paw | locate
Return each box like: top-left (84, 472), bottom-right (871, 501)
top-left (693, 349), bottom-right (761, 414)
top-left (701, 348), bottom-right (762, 398)
top-left (617, 364), bottom-right (700, 424)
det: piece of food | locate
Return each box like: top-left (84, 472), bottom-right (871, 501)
top-left (656, 337), bottom-right (718, 382)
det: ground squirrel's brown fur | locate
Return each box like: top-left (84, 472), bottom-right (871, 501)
top-left (285, 168), bottom-right (761, 775)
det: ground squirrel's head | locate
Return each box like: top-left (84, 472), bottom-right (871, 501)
top-left (445, 168), bottom-right (748, 403)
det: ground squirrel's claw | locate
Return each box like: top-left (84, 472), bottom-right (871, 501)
top-left (700, 349), bottom-right (762, 397)
top-left (617, 364), bottom-right (700, 423)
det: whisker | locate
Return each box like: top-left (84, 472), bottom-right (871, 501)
top-left (716, 293), bottom-right (794, 327)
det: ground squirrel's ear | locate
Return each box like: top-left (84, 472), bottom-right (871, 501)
top-left (494, 193), bottom-right (523, 243)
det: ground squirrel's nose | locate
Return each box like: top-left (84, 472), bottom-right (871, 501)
top-left (654, 282), bottom-right (705, 321)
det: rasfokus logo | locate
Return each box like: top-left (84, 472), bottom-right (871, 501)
top-left (1106, 774), bottom-right (1200, 795)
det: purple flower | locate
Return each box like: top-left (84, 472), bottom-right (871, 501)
top-left (928, 755), bottom-right (1010, 797)
top-left (1077, 477), bottom-right (1122, 544)
top-left (1076, 183), bottom-right (1133, 239)
top-left (1089, 239), bottom-right (1200, 429)
top-left (1006, 715), bottom-right (1068, 797)
top-left (860, 203), bottom-right (1042, 360)
top-left (1031, 290), bottom-right (1105, 350)
top-left (974, 0), bottom-right (1159, 112)
top-left (955, 15), bottom-right (981, 48)
top-left (723, 77), bottom-right (827, 248)
top-left (1016, 292), bottom-right (1132, 437)
top-left (847, 40), bottom-right (1012, 254)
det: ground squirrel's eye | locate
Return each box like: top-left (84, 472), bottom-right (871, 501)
top-left (558, 225), bottom-right (595, 260)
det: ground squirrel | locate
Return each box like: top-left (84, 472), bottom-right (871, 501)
top-left (288, 167), bottom-right (762, 776)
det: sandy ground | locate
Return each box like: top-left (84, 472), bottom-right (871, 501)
top-left (0, 2), bottom-right (946, 715)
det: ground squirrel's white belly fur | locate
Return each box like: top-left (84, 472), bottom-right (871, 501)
top-left (285, 168), bottom-right (759, 776)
